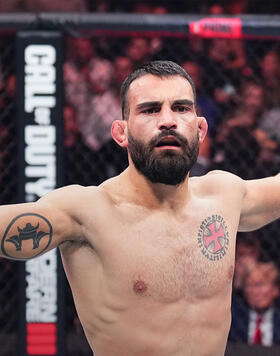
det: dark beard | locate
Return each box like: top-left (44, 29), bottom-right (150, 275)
top-left (128, 130), bottom-right (199, 185)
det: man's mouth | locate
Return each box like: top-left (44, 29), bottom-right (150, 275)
top-left (155, 136), bottom-right (181, 149)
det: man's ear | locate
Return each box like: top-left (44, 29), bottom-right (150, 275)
top-left (197, 116), bottom-right (208, 143)
top-left (111, 120), bottom-right (128, 148)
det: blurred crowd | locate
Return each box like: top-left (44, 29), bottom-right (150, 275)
top-left (63, 34), bottom-right (280, 186)
top-left (230, 233), bottom-right (280, 346)
top-left (2, 0), bottom-right (280, 14)
top-left (61, 33), bottom-right (280, 349)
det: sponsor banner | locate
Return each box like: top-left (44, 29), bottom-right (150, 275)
top-left (189, 17), bottom-right (242, 38)
top-left (16, 32), bottom-right (64, 356)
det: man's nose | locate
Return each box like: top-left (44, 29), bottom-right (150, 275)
top-left (157, 109), bottom-right (177, 130)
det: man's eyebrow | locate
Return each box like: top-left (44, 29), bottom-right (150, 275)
top-left (172, 99), bottom-right (194, 106)
top-left (135, 99), bottom-right (194, 111)
top-left (136, 101), bottom-right (162, 111)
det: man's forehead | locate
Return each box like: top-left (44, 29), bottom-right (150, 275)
top-left (128, 74), bottom-right (194, 104)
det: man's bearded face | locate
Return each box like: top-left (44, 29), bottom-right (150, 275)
top-left (128, 129), bottom-right (199, 185)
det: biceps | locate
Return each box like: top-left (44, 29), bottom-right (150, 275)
top-left (0, 202), bottom-right (78, 260)
top-left (239, 176), bottom-right (280, 231)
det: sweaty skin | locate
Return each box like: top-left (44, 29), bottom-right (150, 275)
top-left (0, 74), bottom-right (279, 356)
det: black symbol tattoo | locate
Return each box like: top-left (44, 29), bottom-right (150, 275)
top-left (1, 213), bottom-right (53, 260)
top-left (7, 222), bottom-right (48, 251)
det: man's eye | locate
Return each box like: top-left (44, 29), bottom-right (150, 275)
top-left (142, 107), bottom-right (159, 114)
top-left (174, 106), bottom-right (190, 112)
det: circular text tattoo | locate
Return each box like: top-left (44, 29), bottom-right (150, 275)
top-left (197, 214), bottom-right (229, 261)
top-left (1, 213), bottom-right (53, 260)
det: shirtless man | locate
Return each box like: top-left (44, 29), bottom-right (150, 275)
top-left (1, 60), bottom-right (280, 356)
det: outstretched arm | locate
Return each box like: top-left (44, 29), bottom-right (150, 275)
top-left (0, 185), bottom-right (84, 260)
top-left (239, 174), bottom-right (280, 231)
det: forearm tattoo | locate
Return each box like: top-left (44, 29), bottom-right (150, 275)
top-left (197, 214), bottom-right (229, 261)
top-left (1, 213), bottom-right (53, 260)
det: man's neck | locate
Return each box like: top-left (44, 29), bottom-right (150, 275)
top-left (122, 165), bottom-right (191, 212)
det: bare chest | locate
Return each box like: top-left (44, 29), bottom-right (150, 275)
top-left (96, 209), bottom-right (238, 302)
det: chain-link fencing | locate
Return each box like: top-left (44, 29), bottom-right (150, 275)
top-left (0, 33), bottom-right (19, 356)
top-left (63, 31), bottom-right (280, 354)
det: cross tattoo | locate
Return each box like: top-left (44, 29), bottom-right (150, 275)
top-left (203, 222), bottom-right (225, 253)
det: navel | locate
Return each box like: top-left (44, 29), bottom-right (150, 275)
top-left (133, 280), bottom-right (148, 295)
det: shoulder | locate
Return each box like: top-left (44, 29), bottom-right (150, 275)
top-left (40, 184), bottom-right (96, 200)
top-left (204, 169), bottom-right (243, 181)
top-left (39, 184), bottom-right (111, 211)
top-left (190, 170), bottom-right (246, 198)
top-left (191, 169), bottom-right (245, 188)
top-left (38, 184), bottom-right (116, 228)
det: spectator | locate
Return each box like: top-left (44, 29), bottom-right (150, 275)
top-left (207, 38), bottom-right (237, 92)
top-left (218, 80), bottom-right (264, 133)
top-left (259, 50), bottom-right (280, 109)
top-left (64, 38), bottom-right (96, 137)
top-left (205, 39), bottom-right (250, 115)
top-left (63, 105), bottom-right (104, 186)
top-left (253, 109), bottom-right (280, 178)
top-left (186, 35), bottom-right (206, 67)
top-left (126, 37), bottom-right (151, 67)
top-left (212, 126), bottom-right (260, 179)
top-left (113, 56), bottom-right (133, 92)
top-left (149, 6), bottom-right (168, 59)
top-left (233, 232), bottom-right (261, 293)
top-left (84, 57), bottom-right (127, 180)
top-left (64, 106), bottom-right (79, 150)
top-left (181, 61), bottom-right (217, 176)
top-left (65, 37), bottom-right (95, 74)
top-left (229, 262), bottom-right (280, 346)
top-left (258, 108), bottom-right (280, 146)
top-left (224, 40), bottom-right (249, 73)
top-left (211, 80), bottom-right (264, 179)
top-left (64, 38), bottom-right (95, 106)
top-left (182, 60), bottom-right (220, 137)
top-left (84, 57), bottom-right (120, 151)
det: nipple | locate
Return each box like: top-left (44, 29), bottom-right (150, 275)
top-left (133, 280), bottom-right (148, 294)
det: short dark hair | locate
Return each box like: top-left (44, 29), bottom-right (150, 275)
top-left (120, 60), bottom-right (196, 120)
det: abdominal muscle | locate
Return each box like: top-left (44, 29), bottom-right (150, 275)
top-left (77, 290), bottom-right (231, 356)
